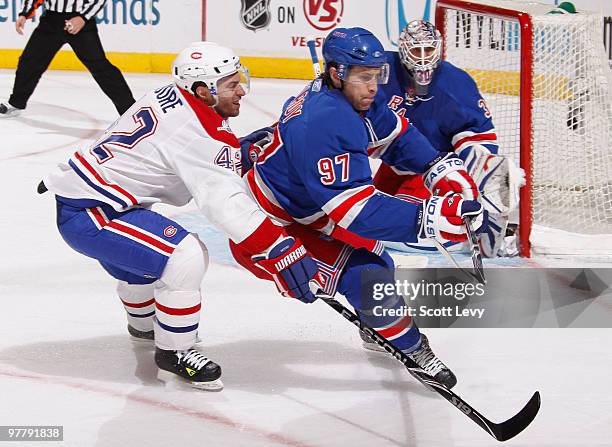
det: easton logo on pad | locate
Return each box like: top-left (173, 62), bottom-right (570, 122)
top-left (240, 0), bottom-right (271, 31)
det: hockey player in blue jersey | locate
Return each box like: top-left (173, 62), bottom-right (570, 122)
top-left (233, 27), bottom-right (489, 389)
top-left (375, 20), bottom-right (524, 257)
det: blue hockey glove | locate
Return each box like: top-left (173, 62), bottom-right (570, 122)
top-left (252, 237), bottom-right (320, 304)
top-left (239, 126), bottom-right (274, 172)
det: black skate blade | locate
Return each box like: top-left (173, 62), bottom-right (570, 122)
top-left (490, 391), bottom-right (541, 442)
top-left (157, 369), bottom-right (224, 392)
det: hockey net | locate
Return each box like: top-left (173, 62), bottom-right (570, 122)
top-left (436, 0), bottom-right (612, 257)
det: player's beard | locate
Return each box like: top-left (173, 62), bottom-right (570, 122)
top-left (215, 98), bottom-right (241, 118)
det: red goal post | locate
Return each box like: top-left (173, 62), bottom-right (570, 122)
top-left (436, 0), bottom-right (534, 256)
top-left (435, 0), bottom-right (612, 258)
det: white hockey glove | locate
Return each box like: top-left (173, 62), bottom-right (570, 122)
top-left (423, 153), bottom-right (479, 201)
top-left (420, 194), bottom-right (488, 244)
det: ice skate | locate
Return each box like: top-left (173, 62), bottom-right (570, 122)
top-left (127, 324), bottom-right (154, 341)
top-left (0, 102), bottom-right (22, 118)
top-left (155, 347), bottom-right (223, 391)
top-left (361, 330), bottom-right (456, 388)
top-left (408, 334), bottom-right (457, 389)
top-left (359, 330), bottom-right (386, 353)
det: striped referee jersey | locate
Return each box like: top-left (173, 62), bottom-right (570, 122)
top-left (20, 0), bottom-right (107, 21)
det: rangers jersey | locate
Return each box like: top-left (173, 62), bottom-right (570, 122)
top-left (382, 54), bottom-right (499, 156)
top-left (247, 80), bottom-right (442, 247)
top-left (44, 84), bottom-right (282, 253)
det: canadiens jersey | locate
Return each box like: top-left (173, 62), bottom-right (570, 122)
top-left (44, 84), bottom-right (281, 253)
top-left (382, 53), bottom-right (499, 156)
top-left (247, 80), bottom-right (443, 247)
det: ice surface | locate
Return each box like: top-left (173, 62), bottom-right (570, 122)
top-left (1, 70), bottom-right (611, 446)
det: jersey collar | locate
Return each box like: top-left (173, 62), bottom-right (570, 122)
top-left (178, 87), bottom-right (240, 147)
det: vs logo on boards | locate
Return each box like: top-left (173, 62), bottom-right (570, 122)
top-left (240, 0), bottom-right (272, 31)
top-left (303, 0), bottom-right (344, 31)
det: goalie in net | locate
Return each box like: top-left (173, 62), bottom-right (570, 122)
top-left (374, 20), bottom-right (525, 257)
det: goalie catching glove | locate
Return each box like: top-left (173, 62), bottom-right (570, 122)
top-left (420, 194), bottom-right (488, 243)
top-left (252, 237), bottom-right (320, 303)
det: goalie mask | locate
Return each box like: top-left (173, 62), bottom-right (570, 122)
top-left (172, 42), bottom-right (250, 100)
top-left (398, 20), bottom-right (442, 93)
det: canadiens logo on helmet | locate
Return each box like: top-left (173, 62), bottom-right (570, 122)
top-left (240, 0), bottom-right (271, 32)
top-left (190, 52), bottom-right (202, 59)
top-left (164, 226), bottom-right (178, 238)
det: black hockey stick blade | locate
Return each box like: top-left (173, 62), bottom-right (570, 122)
top-left (464, 217), bottom-right (486, 284)
top-left (317, 293), bottom-right (540, 441)
top-left (492, 391), bottom-right (541, 441)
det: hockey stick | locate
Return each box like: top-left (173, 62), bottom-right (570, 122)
top-left (430, 238), bottom-right (485, 284)
top-left (464, 217), bottom-right (486, 283)
top-left (431, 218), bottom-right (486, 285)
top-left (306, 37), bottom-right (322, 77)
top-left (316, 291), bottom-right (540, 441)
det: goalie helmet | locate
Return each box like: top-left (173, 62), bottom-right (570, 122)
top-left (322, 27), bottom-right (390, 84)
top-left (398, 20), bottom-right (442, 87)
top-left (172, 42), bottom-right (250, 97)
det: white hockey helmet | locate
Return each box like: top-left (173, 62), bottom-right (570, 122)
top-left (398, 20), bottom-right (442, 86)
top-left (172, 42), bottom-right (250, 97)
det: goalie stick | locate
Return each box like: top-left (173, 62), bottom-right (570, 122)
top-left (316, 291), bottom-right (541, 441)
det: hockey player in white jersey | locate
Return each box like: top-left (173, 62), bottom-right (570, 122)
top-left (42, 42), bottom-right (320, 390)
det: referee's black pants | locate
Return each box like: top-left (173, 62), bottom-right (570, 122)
top-left (9, 11), bottom-right (135, 115)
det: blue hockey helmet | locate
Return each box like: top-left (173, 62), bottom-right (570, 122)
top-left (322, 27), bottom-right (389, 84)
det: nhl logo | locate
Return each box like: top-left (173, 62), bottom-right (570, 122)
top-left (240, 0), bottom-right (271, 32)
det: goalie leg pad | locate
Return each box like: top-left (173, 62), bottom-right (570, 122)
top-left (478, 212), bottom-right (509, 258)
